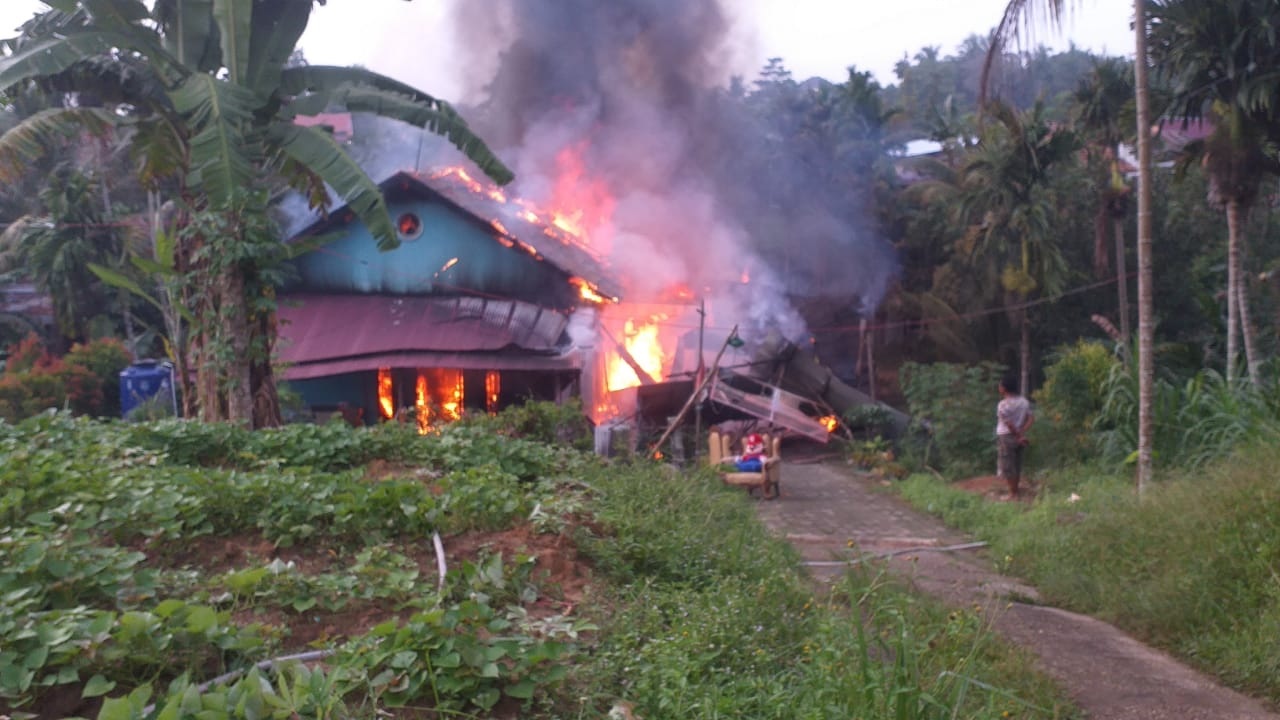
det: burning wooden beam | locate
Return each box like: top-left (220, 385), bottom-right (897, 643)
top-left (600, 324), bottom-right (659, 386)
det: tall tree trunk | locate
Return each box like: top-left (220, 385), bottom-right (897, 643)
top-left (1094, 203), bottom-right (1111, 279)
top-left (1225, 198), bottom-right (1242, 382)
top-left (218, 262), bottom-right (254, 425)
top-left (1020, 304), bottom-right (1031, 397)
top-left (1134, 0), bottom-right (1155, 495)
top-left (251, 287), bottom-right (283, 428)
top-left (1238, 258), bottom-right (1261, 388)
top-left (1113, 216), bottom-right (1130, 347)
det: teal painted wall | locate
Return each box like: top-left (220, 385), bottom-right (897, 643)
top-left (286, 196), bottom-right (576, 308)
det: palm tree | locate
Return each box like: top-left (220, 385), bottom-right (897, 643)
top-left (0, 0), bottom-right (512, 427)
top-left (1073, 58), bottom-right (1135, 345)
top-left (1148, 0), bottom-right (1280, 387)
top-left (986, 0), bottom-right (1156, 495)
top-left (0, 165), bottom-right (124, 344)
top-left (953, 101), bottom-right (1077, 393)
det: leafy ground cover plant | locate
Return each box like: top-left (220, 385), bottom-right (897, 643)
top-left (2, 409), bottom-right (1072, 719)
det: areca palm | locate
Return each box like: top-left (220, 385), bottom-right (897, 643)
top-left (0, 165), bottom-right (124, 343)
top-left (986, 0), bottom-right (1157, 494)
top-left (953, 101), bottom-right (1077, 393)
top-left (1148, 0), bottom-right (1280, 387)
top-left (0, 0), bottom-right (512, 427)
top-left (1073, 58), bottom-right (1135, 344)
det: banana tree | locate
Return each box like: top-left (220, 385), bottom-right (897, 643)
top-left (0, 0), bottom-right (513, 427)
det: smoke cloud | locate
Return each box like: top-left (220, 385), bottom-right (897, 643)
top-left (410, 0), bottom-right (896, 344)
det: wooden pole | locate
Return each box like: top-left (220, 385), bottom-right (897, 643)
top-left (693, 298), bottom-right (706, 459)
top-left (651, 324), bottom-right (738, 458)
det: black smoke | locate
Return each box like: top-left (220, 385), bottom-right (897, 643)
top-left (446, 0), bottom-right (898, 341)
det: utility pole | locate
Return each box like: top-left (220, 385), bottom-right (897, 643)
top-left (692, 297), bottom-right (706, 461)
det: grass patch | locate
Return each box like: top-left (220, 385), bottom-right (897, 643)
top-left (566, 461), bottom-right (1078, 719)
top-left (893, 446), bottom-right (1280, 704)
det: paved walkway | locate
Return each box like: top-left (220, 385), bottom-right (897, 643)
top-left (753, 458), bottom-right (1279, 720)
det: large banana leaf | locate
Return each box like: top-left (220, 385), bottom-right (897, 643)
top-left (154, 0), bottom-right (221, 72)
top-left (244, 0), bottom-right (313, 96)
top-left (0, 31), bottom-right (129, 89)
top-left (211, 0), bottom-right (252, 84)
top-left (269, 123), bottom-right (400, 249)
top-left (288, 83), bottom-right (515, 183)
top-left (0, 107), bottom-right (117, 182)
top-left (282, 65), bottom-right (514, 185)
top-left (170, 73), bottom-right (258, 207)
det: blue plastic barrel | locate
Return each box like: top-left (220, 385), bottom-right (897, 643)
top-left (119, 360), bottom-right (176, 418)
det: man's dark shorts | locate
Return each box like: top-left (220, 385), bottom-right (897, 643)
top-left (998, 434), bottom-right (1023, 481)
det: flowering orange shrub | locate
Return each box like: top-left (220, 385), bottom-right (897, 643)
top-left (0, 334), bottom-right (131, 421)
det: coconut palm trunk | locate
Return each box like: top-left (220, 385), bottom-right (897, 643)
top-left (1134, 0), bottom-right (1155, 494)
top-left (1225, 198), bottom-right (1242, 381)
top-left (1114, 216), bottom-right (1131, 345)
top-left (1238, 255), bottom-right (1261, 387)
top-left (1020, 305), bottom-right (1031, 398)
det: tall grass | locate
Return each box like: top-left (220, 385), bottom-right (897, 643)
top-left (565, 461), bottom-right (1076, 719)
top-left (896, 443), bottom-right (1280, 703)
top-left (1096, 363), bottom-right (1280, 469)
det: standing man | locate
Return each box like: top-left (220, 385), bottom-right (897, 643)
top-left (996, 373), bottom-right (1034, 499)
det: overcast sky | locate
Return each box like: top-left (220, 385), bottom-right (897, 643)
top-left (0, 0), bottom-right (1134, 101)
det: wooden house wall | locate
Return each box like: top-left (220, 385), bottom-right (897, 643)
top-left (286, 196), bottom-right (578, 309)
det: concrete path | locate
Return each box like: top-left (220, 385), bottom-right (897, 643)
top-left (753, 458), bottom-right (1279, 720)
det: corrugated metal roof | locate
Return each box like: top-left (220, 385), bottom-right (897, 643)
top-left (422, 172), bottom-right (623, 300)
top-left (283, 350), bottom-right (581, 381)
top-left (277, 294), bottom-right (574, 377)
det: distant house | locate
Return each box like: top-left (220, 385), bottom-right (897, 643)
top-left (276, 170), bottom-right (620, 427)
top-left (0, 280), bottom-right (54, 349)
top-left (293, 113), bottom-right (355, 144)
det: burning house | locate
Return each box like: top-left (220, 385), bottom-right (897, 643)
top-left (279, 0), bottom-right (904, 438)
top-left (276, 168), bottom-right (624, 428)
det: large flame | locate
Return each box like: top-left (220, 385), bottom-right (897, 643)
top-left (548, 143), bottom-right (615, 249)
top-left (606, 317), bottom-right (667, 392)
top-left (411, 368), bottom-right (467, 433)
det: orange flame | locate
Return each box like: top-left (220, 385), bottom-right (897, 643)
top-left (606, 318), bottom-right (667, 391)
top-left (485, 370), bottom-right (501, 415)
top-left (819, 415), bottom-right (839, 433)
top-left (442, 369), bottom-right (465, 421)
top-left (377, 368), bottom-right (394, 420)
top-left (570, 276), bottom-right (612, 305)
top-left (491, 220), bottom-right (510, 236)
top-left (415, 373), bottom-right (431, 434)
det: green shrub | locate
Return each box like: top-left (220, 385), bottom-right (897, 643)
top-left (900, 362), bottom-right (1004, 477)
top-left (64, 338), bottom-right (133, 417)
top-left (1032, 341), bottom-right (1119, 465)
top-left (479, 398), bottom-right (594, 451)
